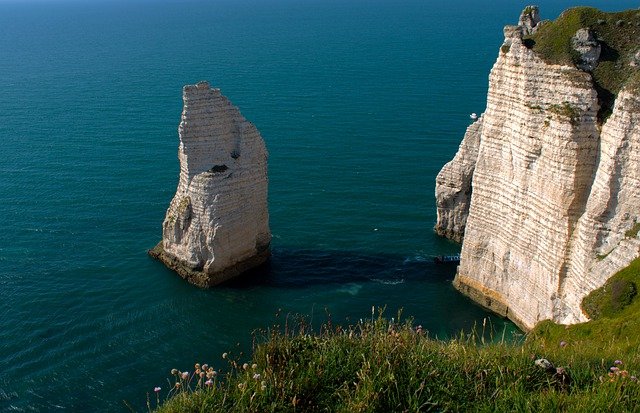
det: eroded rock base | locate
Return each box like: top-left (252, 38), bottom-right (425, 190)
top-left (149, 243), bottom-right (271, 288)
top-left (453, 273), bottom-right (529, 332)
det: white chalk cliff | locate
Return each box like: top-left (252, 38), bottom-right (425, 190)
top-left (151, 81), bottom-right (271, 287)
top-left (436, 8), bottom-right (640, 330)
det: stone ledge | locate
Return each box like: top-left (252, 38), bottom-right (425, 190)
top-left (453, 273), bottom-right (530, 331)
top-left (149, 242), bottom-right (271, 288)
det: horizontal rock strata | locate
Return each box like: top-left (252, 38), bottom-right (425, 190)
top-left (437, 10), bottom-right (640, 330)
top-left (150, 81), bottom-right (271, 287)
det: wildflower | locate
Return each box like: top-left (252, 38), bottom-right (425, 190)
top-left (205, 379), bottom-right (213, 386)
top-left (261, 381), bottom-right (267, 391)
top-left (610, 367), bottom-right (620, 373)
top-left (199, 372), bottom-right (205, 378)
top-left (222, 352), bottom-right (228, 359)
top-left (614, 360), bottom-right (623, 365)
top-left (202, 364), bottom-right (209, 370)
top-left (253, 373), bottom-right (261, 380)
top-left (181, 371), bottom-right (190, 379)
top-left (251, 363), bottom-right (258, 370)
top-left (631, 376), bottom-right (638, 382)
top-left (243, 363), bottom-right (249, 370)
top-left (195, 363), bottom-right (201, 370)
top-left (171, 368), bottom-right (178, 375)
top-left (175, 382), bottom-right (181, 388)
top-left (559, 341), bottom-right (567, 348)
top-left (238, 383), bottom-right (246, 390)
top-left (154, 387), bottom-right (161, 393)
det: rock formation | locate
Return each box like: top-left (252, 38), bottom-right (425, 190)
top-left (572, 28), bottom-right (601, 72)
top-left (518, 5), bottom-right (541, 35)
top-left (435, 116), bottom-right (483, 242)
top-left (435, 7), bottom-right (640, 330)
top-left (150, 81), bottom-right (271, 287)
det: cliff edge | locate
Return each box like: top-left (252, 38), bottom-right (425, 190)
top-left (436, 7), bottom-right (640, 330)
top-left (150, 81), bottom-right (271, 287)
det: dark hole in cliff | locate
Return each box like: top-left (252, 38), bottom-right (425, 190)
top-left (208, 164), bottom-right (229, 173)
top-left (592, 79), bottom-right (615, 123)
top-left (590, 41), bottom-right (620, 123)
top-left (598, 41), bottom-right (619, 62)
top-left (523, 38), bottom-right (535, 49)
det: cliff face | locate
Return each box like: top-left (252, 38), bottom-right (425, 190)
top-left (151, 81), bottom-right (271, 287)
top-left (435, 116), bottom-right (483, 243)
top-left (436, 8), bottom-right (640, 330)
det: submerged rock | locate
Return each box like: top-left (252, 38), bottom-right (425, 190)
top-left (150, 81), bottom-right (271, 287)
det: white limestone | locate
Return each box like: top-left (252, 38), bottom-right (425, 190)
top-left (435, 116), bottom-right (483, 242)
top-left (151, 81), bottom-right (271, 287)
top-left (436, 13), bottom-right (640, 330)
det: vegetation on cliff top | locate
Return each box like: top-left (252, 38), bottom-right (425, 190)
top-left (525, 7), bottom-right (640, 120)
top-left (147, 258), bottom-right (640, 412)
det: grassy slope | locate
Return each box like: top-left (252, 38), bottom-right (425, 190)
top-left (153, 259), bottom-right (640, 412)
top-left (526, 7), bottom-right (640, 120)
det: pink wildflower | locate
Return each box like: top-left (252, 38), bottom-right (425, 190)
top-left (181, 371), bottom-right (189, 379)
top-left (154, 387), bottom-right (161, 393)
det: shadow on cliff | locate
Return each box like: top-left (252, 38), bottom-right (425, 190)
top-left (222, 247), bottom-right (459, 290)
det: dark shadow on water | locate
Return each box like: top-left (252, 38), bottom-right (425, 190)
top-left (222, 247), bottom-right (459, 289)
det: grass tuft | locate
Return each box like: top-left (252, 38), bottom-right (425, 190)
top-left (625, 221), bottom-right (640, 239)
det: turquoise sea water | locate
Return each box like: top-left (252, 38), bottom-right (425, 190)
top-left (1, 0), bottom-right (636, 411)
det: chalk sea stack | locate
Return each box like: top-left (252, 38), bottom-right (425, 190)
top-left (436, 7), bottom-right (640, 330)
top-left (150, 81), bottom-right (271, 287)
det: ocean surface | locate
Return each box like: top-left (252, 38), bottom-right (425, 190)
top-left (0, 0), bottom-right (636, 411)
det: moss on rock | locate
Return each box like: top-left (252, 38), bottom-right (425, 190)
top-left (526, 7), bottom-right (640, 121)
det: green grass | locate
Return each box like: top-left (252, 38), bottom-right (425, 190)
top-left (581, 257), bottom-right (640, 320)
top-left (531, 258), bottom-right (640, 357)
top-left (149, 258), bottom-right (640, 412)
top-left (525, 7), bottom-right (640, 121)
top-left (625, 221), bottom-right (640, 239)
top-left (547, 102), bottom-right (581, 125)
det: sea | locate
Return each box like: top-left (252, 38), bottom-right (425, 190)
top-left (0, 0), bottom-right (636, 411)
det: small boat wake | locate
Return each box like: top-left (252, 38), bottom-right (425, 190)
top-left (371, 278), bottom-right (405, 285)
